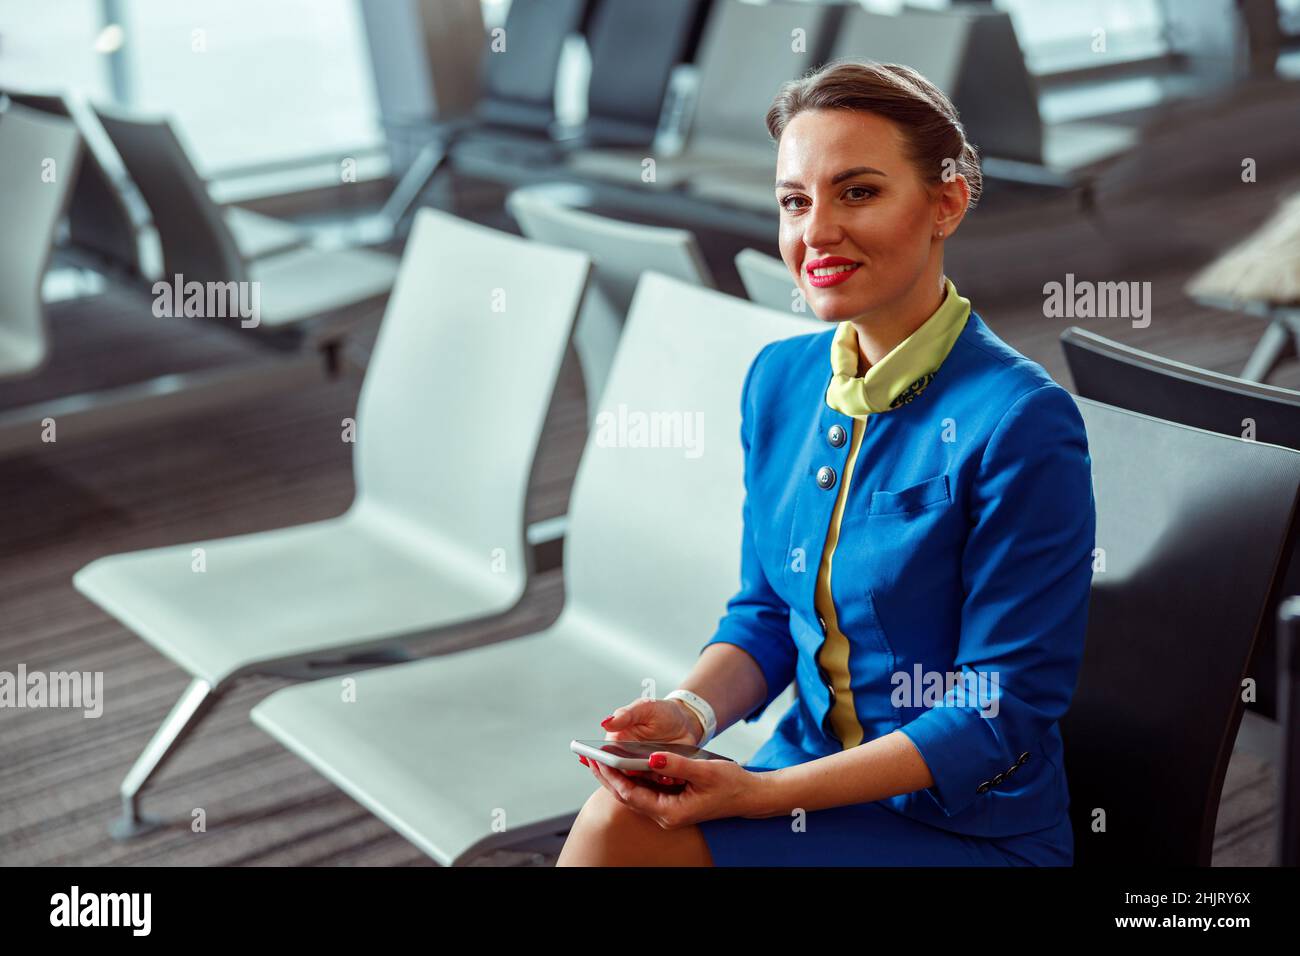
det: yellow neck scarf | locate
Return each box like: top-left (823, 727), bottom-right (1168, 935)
top-left (825, 276), bottom-right (971, 417)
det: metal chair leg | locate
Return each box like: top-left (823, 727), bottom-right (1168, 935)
top-left (1241, 320), bottom-right (1296, 382)
top-left (109, 678), bottom-right (217, 840)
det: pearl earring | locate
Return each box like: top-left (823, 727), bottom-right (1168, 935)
top-left (937, 229), bottom-right (945, 237)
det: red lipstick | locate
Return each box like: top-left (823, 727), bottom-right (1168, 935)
top-left (805, 255), bottom-right (861, 288)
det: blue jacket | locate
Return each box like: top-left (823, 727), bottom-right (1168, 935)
top-left (702, 310), bottom-right (1096, 838)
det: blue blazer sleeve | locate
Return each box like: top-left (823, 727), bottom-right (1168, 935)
top-left (700, 341), bottom-right (798, 722)
top-left (897, 383), bottom-right (1096, 817)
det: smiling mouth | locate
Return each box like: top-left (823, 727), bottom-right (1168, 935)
top-left (806, 262), bottom-right (862, 287)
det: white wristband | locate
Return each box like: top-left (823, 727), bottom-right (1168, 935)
top-left (665, 689), bottom-right (716, 746)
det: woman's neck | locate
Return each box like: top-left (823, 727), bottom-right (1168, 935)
top-left (848, 273), bottom-right (948, 375)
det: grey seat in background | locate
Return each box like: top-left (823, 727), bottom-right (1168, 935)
top-left (0, 103), bottom-right (81, 381)
top-left (359, 0), bottom-right (584, 239)
top-left (566, 0), bottom-right (838, 191)
top-left (72, 208), bottom-right (592, 839)
top-left (830, 6), bottom-right (1135, 184)
top-left (507, 185), bottom-right (715, 426)
top-left (1065, 397), bottom-right (1300, 865)
top-left (577, 0), bottom-right (710, 151)
top-left (250, 274), bottom-right (820, 865)
top-left (687, 4), bottom-right (1137, 214)
top-left (92, 106), bottom-right (307, 267)
top-left (379, 0), bottom-right (706, 237)
top-left (1, 90), bottom-right (143, 278)
top-left (735, 247), bottom-right (805, 315)
top-left (461, 0), bottom-right (706, 155)
top-left (1061, 325), bottom-right (1300, 726)
top-left (462, 0), bottom-right (588, 140)
top-left (94, 106), bottom-right (397, 332)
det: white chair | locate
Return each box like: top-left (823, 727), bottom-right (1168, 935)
top-left (94, 106), bottom-right (399, 326)
top-left (73, 208), bottom-right (592, 839)
top-left (250, 273), bottom-right (821, 865)
top-left (0, 103), bottom-right (81, 380)
top-left (507, 186), bottom-right (715, 425)
top-left (735, 248), bottom-right (811, 316)
top-left (1, 89), bottom-right (146, 278)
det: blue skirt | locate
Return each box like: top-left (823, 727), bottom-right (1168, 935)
top-left (698, 765), bottom-right (1073, 867)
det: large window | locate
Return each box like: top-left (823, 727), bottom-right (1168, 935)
top-left (0, 0), bottom-right (383, 184)
top-left (994, 0), bottom-right (1168, 74)
top-left (0, 0), bottom-right (111, 97)
top-left (115, 0), bottom-right (382, 176)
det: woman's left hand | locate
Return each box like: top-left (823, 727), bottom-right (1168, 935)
top-left (587, 751), bottom-right (775, 828)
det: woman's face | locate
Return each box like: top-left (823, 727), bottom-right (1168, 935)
top-left (775, 108), bottom-right (963, 323)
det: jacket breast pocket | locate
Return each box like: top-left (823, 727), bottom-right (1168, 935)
top-left (867, 474), bottom-right (951, 516)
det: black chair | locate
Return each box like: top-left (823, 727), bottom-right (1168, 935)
top-left (1066, 397), bottom-right (1300, 866)
top-left (1279, 597), bottom-right (1300, 866)
top-left (383, 0), bottom-right (709, 229)
top-left (1062, 326), bottom-right (1300, 722)
top-left (575, 0), bottom-right (711, 150)
top-left (0, 90), bottom-right (142, 277)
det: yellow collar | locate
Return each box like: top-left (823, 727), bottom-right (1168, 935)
top-left (825, 276), bottom-right (971, 417)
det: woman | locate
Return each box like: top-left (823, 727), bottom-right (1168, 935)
top-left (557, 60), bottom-right (1096, 866)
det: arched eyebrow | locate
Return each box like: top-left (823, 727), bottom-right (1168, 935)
top-left (775, 166), bottom-right (888, 191)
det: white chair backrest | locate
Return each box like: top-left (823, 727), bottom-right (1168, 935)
top-left (689, 0), bottom-right (836, 160)
top-left (561, 272), bottom-right (820, 675)
top-left (351, 208), bottom-right (591, 585)
top-left (0, 102), bottom-right (81, 378)
top-left (735, 247), bottom-right (810, 316)
top-left (507, 188), bottom-right (715, 410)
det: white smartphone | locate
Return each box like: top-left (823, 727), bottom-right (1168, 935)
top-left (570, 738), bottom-right (734, 772)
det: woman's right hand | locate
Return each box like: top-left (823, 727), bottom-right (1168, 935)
top-left (603, 697), bottom-right (703, 748)
top-left (581, 698), bottom-right (703, 788)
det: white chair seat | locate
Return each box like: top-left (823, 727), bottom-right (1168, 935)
top-left (250, 246), bottom-right (400, 326)
top-left (73, 501), bottom-right (520, 687)
top-left (251, 617), bottom-right (784, 865)
top-left (224, 206), bottom-right (308, 260)
top-left (1042, 120), bottom-right (1138, 175)
top-left (251, 273), bottom-right (816, 863)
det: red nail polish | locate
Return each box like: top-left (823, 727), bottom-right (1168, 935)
top-left (578, 755), bottom-right (589, 766)
top-left (649, 753), bottom-right (667, 769)
top-left (600, 716), bottom-right (614, 728)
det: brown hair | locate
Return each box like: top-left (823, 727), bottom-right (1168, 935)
top-left (765, 58), bottom-right (983, 210)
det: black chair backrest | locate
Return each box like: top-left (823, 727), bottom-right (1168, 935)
top-left (93, 106), bottom-right (245, 286)
top-left (583, 0), bottom-right (710, 147)
top-left (1280, 597), bottom-right (1300, 866)
top-left (1063, 325), bottom-right (1300, 721)
top-left (2, 90), bottom-right (141, 277)
top-left (1068, 397), bottom-right (1300, 865)
top-left (475, 0), bottom-right (589, 134)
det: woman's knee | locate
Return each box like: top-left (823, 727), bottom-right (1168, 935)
top-left (560, 787), bottom-right (649, 863)
top-left (559, 786), bottom-right (710, 866)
